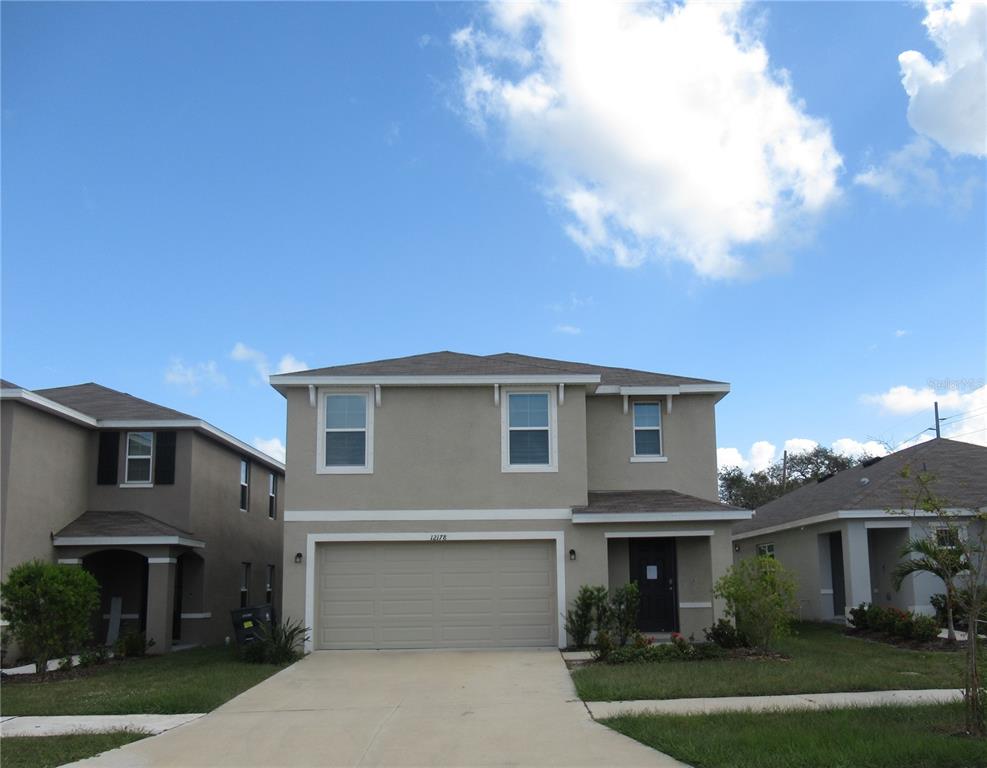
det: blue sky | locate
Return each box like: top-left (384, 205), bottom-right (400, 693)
top-left (2, 1), bottom-right (984, 469)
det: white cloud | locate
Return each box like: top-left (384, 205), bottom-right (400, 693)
top-left (553, 324), bottom-right (582, 335)
top-left (853, 137), bottom-right (941, 199)
top-left (895, 329), bottom-right (909, 338)
top-left (231, 343), bottom-right (308, 382)
top-left (717, 440), bottom-right (777, 473)
top-left (417, 34), bottom-right (432, 49)
top-left (452, 2), bottom-right (842, 278)
top-left (164, 358), bottom-right (227, 395)
top-left (898, 0), bottom-right (986, 157)
top-left (252, 437), bottom-right (285, 463)
top-left (863, 383), bottom-right (987, 447)
top-left (783, 438), bottom-right (818, 455)
top-left (832, 438), bottom-right (890, 458)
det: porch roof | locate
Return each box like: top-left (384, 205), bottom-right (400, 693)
top-left (572, 490), bottom-right (750, 523)
top-left (53, 511), bottom-right (205, 548)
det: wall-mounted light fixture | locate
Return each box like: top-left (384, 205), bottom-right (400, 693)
top-left (568, 549), bottom-right (577, 561)
top-left (294, 552), bottom-right (303, 564)
top-left (734, 545), bottom-right (741, 553)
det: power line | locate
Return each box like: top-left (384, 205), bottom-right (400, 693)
top-left (943, 427), bottom-right (986, 441)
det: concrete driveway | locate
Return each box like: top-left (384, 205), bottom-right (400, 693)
top-left (69, 649), bottom-right (683, 768)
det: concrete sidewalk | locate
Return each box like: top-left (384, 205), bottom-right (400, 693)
top-left (586, 688), bottom-right (964, 719)
top-left (0, 714), bottom-right (203, 737)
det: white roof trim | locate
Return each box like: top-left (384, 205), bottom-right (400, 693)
top-left (53, 535), bottom-right (205, 548)
top-left (286, 508), bottom-right (572, 522)
top-left (2, 389), bottom-right (284, 472)
top-left (573, 510), bottom-right (751, 524)
top-left (593, 383), bottom-right (730, 396)
top-left (732, 508), bottom-right (979, 541)
top-left (270, 374), bottom-right (600, 387)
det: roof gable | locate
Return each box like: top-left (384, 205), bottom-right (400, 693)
top-left (35, 383), bottom-right (195, 421)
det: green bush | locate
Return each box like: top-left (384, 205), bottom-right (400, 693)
top-left (0, 560), bottom-right (100, 673)
top-left (931, 591), bottom-right (987, 631)
top-left (238, 618), bottom-right (309, 664)
top-left (564, 585), bottom-right (600, 648)
top-left (592, 629), bottom-right (615, 661)
top-left (847, 603), bottom-right (870, 630)
top-left (911, 614), bottom-right (940, 643)
top-left (713, 556), bottom-right (798, 650)
top-left (603, 636), bottom-right (721, 665)
top-left (849, 603), bottom-right (941, 643)
top-left (77, 643), bottom-right (110, 668)
top-left (609, 582), bottom-right (641, 646)
top-left (704, 618), bottom-right (750, 649)
top-left (114, 631), bottom-right (152, 658)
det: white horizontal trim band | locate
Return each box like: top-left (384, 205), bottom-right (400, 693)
top-left (57, 558), bottom-right (82, 565)
top-left (272, 374), bottom-right (600, 386)
top-left (864, 520), bottom-right (913, 529)
top-left (629, 456), bottom-right (668, 463)
top-left (732, 508), bottom-right (977, 541)
top-left (53, 536), bottom-right (205, 548)
top-left (679, 602), bottom-right (713, 609)
top-left (285, 508), bottom-right (572, 522)
top-left (593, 384), bottom-right (730, 396)
top-left (147, 557), bottom-right (177, 564)
top-left (180, 612), bottom-right (212, 619)
top-left (604, 530), bottom-right (714, 539)
top-left (820, 589), bottom-right (834, 595)
top-left (574, 511), bottom-right (751, 524)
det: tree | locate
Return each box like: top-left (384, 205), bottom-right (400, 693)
top-left (890, 468), bottom-right (986, 737)
top-left (892, 536), bottom-right (965, 642)
top-left (1, 560), bottom-right (100, 674)
top-left (719, 446), bottom-right (872, 508)
top-left (713, 556), bottom-right (799, 651)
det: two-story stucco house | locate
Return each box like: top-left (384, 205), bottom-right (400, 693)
top-left (271, 352), bottom-right (749, 651)
top-left (0, 380), bottom-right (285, 655)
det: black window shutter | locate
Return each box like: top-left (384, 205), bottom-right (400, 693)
top-left (97, 432), bottom-right (120, 485)
top-left (154, 431), bottom-right (177, 485)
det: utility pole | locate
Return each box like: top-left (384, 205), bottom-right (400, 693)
top-left (934, 401), bottom-right (941, 439)
top-left (781, 450), bottom-right (788, 490)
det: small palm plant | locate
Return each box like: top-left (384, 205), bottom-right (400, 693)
top-left (892, 533), bottom-right (966, 642)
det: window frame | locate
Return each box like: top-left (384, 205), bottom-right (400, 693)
top-left (500, 388), bottom-right (558, 473)
top-left (316, 388), bottom-right (374, 474)
top-left (630, 401), bottom-right (665, 462)
top-left (240, 562), bottom-right (251, 608)
top-left (756, 542), bottom-right (776, 559)
top-left (268, 473), bottom-right (278, 520)
top-left (932, 524), bottom-right (963, 550)
top-left (265, 564), bottom-right (275, 605)
top-left (239, 459), bottom-right (250, 512)
top-left (124, 431), bottom-right (155, 485)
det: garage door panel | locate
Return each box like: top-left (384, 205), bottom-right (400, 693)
top-left (316, 540), bottom-right (557, 649)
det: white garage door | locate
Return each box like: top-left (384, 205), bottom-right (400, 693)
top-left (315, 540), bottom-right (557, 649)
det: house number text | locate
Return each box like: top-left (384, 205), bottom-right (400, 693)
top-left (429, 534), bottom-right (447, 542)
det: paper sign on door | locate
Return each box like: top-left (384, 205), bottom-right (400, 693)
top-left (646, 565), bottom-right (658, 580)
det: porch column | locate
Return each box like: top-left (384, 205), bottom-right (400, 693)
top-left (145, 557), bottom-right (176, 654)
top-left (841, 521), bottom-right (872, 616)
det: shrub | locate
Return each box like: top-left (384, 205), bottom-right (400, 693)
top-left (564, 586), bottom-right (599, 648)
top-left (239, 618), bottom-right (309, 664)
top-left (911, 614), bottom-right (940, 643)
top-left (932, 591), bottom-right (987, 631)
top-left (592, 629), bottom-right (615, 662)
top-left (609, 582), bottom-right (641, 646)
top-left (704, 618), bottom-right (750, 649)
top-left (892, 609), bottom-right (915, 640)
top-left (78, 643), bottom-right (110, 668)
top-left (115, 631), bottom-right (152, 658)
top-left (847, 603), bottom-right (870, 630)
top-left (0, 560), bottom-right (100, 673)
top-left (603, 636), bottom-right (719, 665)
top-left (713, 556), bottom-right (798, 650)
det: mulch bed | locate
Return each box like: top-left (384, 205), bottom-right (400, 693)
top-left (844, 629), bottom-right (965, 653)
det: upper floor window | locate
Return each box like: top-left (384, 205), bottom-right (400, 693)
top-left (240, 459), bottom-right (250, 511)
top-left (319, 392), bottom-right (374, 473)
top-left (502, 390), bottom-right (558, 472)
top-left (125, 432), bottom-right (154, 484)
top-left (268, 473), bottom-right (278, 519)
top-left (632, 402), bottom-right (662, 457)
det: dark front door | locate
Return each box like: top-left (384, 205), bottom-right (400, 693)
top-left (629, 538), bottom-right (678, 632)
top-left (829, 531), bottom-right (846, 617)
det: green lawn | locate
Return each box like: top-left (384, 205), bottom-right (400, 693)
top-left (0, 732), bottom-right (149, 768)
top-left (603, 704), bottom-right (986, 768)
top-left (0, 646), bottom-right (289, 715)
top-left (572, 623), bottom-right (971, 701)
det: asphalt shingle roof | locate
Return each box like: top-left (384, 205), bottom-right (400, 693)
top-left (53, 510), bottom-right (199, 540)
top-left (734, 438), bottom-right (987, 534)
top-left (285, 351), bottom-right (726, 388)
top-left (35, 383), bottom-right (195, 421)
top-left (574, 490), bottom-right (745, 514)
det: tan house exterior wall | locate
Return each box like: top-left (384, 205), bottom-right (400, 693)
top-left (586, 394), bottom-right (718, 499)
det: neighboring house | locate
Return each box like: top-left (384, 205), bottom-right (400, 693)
top-left (270, 351), bottom-right (748, 651)
top-left (732, 438), bottom-right (987, 621)
top-left (0, 380), bottom-right (284, 655)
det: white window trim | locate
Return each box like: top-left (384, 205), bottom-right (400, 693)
top-left (930, 522), bottom-right (965, 549)
top-left (757, 542), bottom-right (776, 558)
top-left (631, 400), bottom-right (663, 461)
top-left (316, 388), bottom-right (374, 474)
top-left (500, 387), bottom-right (558, 473)
top-left (303, 531), bottom-right (567, 652)
top-left (240, 562), bottom-right (251, 605)
top-left (239, 459), bottom-right (250, 512)
top-left (268, 473), bottom-right (277, 519)
top-left (124, 431), bottom-right (154, 485)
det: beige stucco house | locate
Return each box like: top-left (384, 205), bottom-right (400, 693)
top-left (0, 380), bottom-right (284, 656)
top-left (732, 438), bottom-right (987, 621)
top-left (271, 351), bottom-right (748, 651)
